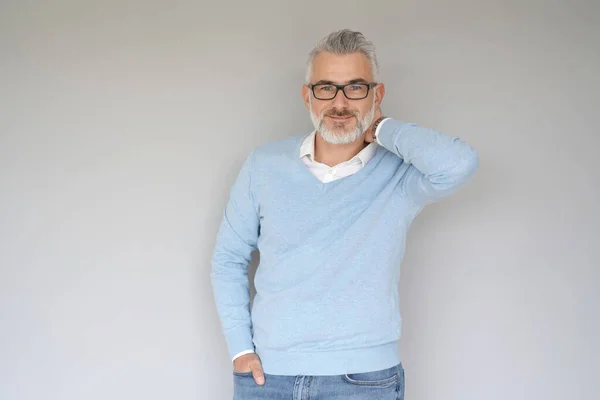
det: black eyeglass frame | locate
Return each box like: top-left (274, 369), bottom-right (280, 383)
top-left (308, 82), bottom-right (378, 100)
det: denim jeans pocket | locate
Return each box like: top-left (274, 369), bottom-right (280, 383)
top-left (232, 371), bottom-right (254, 377)
top-left (343, 366), bottom-right (399, 388)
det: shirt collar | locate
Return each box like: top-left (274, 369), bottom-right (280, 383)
top-left (299, 130), bottom-right (317, 160)
top-left (299, 130), bottom-right (378, 166)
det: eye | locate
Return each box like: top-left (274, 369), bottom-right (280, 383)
top-left (348, 85), bottom-right (363, 91)
top-left (319, 85), bottom-right (335, 91)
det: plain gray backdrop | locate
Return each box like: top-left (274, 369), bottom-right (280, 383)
top-left (1, 1), bottom-right (598, 399)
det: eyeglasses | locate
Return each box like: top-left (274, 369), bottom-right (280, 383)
top-left (309, 82), bottom-right (376, 100)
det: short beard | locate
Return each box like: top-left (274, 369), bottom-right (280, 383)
top-left (309, 93), bottom-right (377, 145)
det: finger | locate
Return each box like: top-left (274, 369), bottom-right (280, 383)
top-left (251, 363), bottom-right (265, 386)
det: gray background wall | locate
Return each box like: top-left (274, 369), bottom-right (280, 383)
top-left (1, 1), bottom-right (598, 399)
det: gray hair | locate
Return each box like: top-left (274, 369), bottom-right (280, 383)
top-left (305, 29), bottom-right (379, 84)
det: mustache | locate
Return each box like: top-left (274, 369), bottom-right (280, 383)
top-left (323, 108), bottom-right (359, 117)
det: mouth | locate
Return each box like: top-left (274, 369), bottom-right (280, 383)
top-left (327, 115), bottom-right (353, 121)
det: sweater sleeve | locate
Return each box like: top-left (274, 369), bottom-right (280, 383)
top-left (210, 151), bottom-right (260, 360)
top-left (376, 119), bottom-right (479, 205)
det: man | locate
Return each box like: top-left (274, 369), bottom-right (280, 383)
top-left (211, 29), bottom-right (478, 399)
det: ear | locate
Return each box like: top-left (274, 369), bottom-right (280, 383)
top-left (374, 83), bottom-right (385, 109)
top-left (301, 84), bottom-right (311, 111)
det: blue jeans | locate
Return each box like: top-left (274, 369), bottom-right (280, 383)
top-left (233, 363), bottom-right (404, 400)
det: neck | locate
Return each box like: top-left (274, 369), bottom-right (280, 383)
top-left (314, 131), bottom-right (368, 167)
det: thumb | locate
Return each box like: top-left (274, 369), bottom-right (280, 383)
top-left (250, 361), bottom-right (265, 386)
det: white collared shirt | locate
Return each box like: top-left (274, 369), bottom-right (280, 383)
top-left (299, 131), bottom-right (379, 183)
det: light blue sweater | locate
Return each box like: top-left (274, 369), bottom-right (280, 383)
top-left (211, 119), bottom-right (479, 375)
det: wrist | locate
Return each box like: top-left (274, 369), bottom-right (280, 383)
top-left (372, 116), bottom-right (386, 142)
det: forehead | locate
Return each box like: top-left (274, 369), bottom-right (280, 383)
top-left (310, 52), bottom-right (373, 83)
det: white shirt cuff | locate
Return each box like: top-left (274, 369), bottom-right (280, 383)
top-left (232, 349), bottom-right (255, 362)
top-left (375, 117), bottom-right (392, 146)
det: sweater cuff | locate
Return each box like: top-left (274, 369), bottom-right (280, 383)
top-left (375, 117), bottom-right (392, 146)
top-left (376, 118), bottom-right (415, 159)
top-left (225, 326), bottom-right (255, 361)
top-left (232, 349), bottom-right (255, 362)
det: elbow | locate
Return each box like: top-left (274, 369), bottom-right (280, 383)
top-left (438, 146), bottom-right (479, 189)
top-left (416, 145), bottom-right (479, 204)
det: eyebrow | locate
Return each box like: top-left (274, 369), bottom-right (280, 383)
top-left (312, 78), bottom-right (370, 85)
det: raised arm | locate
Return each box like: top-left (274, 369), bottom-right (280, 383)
top-left (375, 118), bottom-right (479, 204)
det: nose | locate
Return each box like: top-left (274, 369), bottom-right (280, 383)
top-left (331, 88), bottom-right (349, 109)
